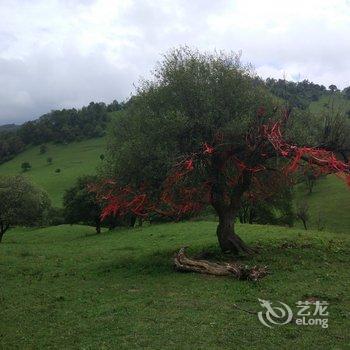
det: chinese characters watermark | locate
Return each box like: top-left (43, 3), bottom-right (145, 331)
top-left (257, 298), bottom-right (329, 328)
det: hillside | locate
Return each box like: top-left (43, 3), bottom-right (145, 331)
top-left (294, 175), bottom-right (350, 233)
top-left (0, 123), bottom-right (20, 133)
top-left (0, 137), bottom-right (106, 207)
top-left (309, 93), bottom-right (350, 114)
top-left (1, 221), bottom-right (349, 349)
top-left (0, 136), bottom-right (349, 232)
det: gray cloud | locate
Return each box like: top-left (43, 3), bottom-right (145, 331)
top-left (1, 0), bottom-right (349, 124)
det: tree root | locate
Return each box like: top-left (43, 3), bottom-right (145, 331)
top-left (174, 247), bottom-right (268, 281)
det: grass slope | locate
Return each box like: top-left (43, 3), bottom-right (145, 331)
top-left (1, 222), bottom-right (349, 349)
top-left (295, 175), bottom-right (350, 233)
top-left (309, 93), bottom-right (350, 114)
top-left (0, 138), bottom-right (106, 207)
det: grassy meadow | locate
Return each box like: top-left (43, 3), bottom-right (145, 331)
top-left (294, 175), bottom-right (350, 233)
top-left (0, 96), bottom-right (349, 349)
top-left (1, 221), bottom-right (349, 349)
top-left (0, 138), bottom-right (106, 207)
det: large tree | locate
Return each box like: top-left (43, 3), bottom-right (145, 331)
top-left (101, 48), bottom-right (349, 254)
top-left (63, 175), bottom-right (103, 233)
top-left (0, 175), bottom-right (51, 242)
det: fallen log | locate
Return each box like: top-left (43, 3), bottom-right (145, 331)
top-left (173, 247), bottom-right (268, 281)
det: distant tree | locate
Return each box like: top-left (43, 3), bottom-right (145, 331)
top-left (39, 144), bottom-right (47, 154)
top-left (63, 175), bottom-right (102, 233)
top-left (0, 99), bottom-right (111, 165)
top-left (296, 201), bottom-right (309, 230)
top-left (329, 84), bottom-right (338, 93)
top-left (21, 162), bottom-right (31, 172)
top-left (107, 100), bottom-right (121, 112)
top-left (319, 97), bottom-right (350, 163)
top-left (47, 157), bottom-right (53, 165)
top-left (0, 175), bottom-right (51, 242)
top-left (55, 168), bottom-right (61, 173)
top-left (238, 187), bottom-right (294, 226)
top-left (100, 154), bottom-right (105, 161)
top-left (265, 78), bottom-right (326, 109)
top-left (304, 171), bottom-right (317, 194)
top-left (343, 86), bottom-right (350, 100)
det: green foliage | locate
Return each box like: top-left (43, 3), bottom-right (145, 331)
top-left (266, 78), bottom-right (326, 109)
top-left (343, 86), bottom-right (350, 100)
top-left (21, 161), bottom-right (31, 172)
top-left (19, 102), bottom-right (109, 145)
top-left (63, 175), bottom-right (101, 232)
top-left (0, 131), bottom-right (25, 164)
top-left (308, 93), bottom-right (350, 160)
top-left (106, 99), bottom-right (122, 112)
top-left (238, 187), bottom-right (294, 226)
top-left (0, 101), bottom-right (118, 164)
top-left (0, 175), bottom-right (51, 239)
top-left (105, 47), bottom-right (277, 192)
top-left (328, 84), bottom-right (338, 92)
top-left (39, 144), bottom-right (47, 154)
top-left (47, 207), bottom-right (65, 226)
top-left (1, 222), bottom-right (349, 348)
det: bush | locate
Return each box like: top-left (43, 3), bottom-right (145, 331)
top-left (47, 207), bottom-right (65, 226)
top-left (21, 162), bottom-right (31, 172)
top-left (0, 175), bottom-right (51, 242)
top-left (63, 175), bottom-right (102, 233)
top-left (39, 144), bottom-right (47, 154)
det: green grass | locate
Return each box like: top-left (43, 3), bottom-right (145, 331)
top-left (1, 221), bottom-right (349, 349)
top-left (0, 138), bottom-right (106, 207)
top-left (309, 93), bottom-right (350, 114)
top-left (294, 175), bottom-right (350, 233)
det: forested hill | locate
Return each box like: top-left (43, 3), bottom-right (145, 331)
top-left (0, 100), bottom-right (123, 164)
top-left (266, 78), bottom-right (350, 110)
top-left (1, 79), bottom-right (349, 165)
top-left (0, 124), bottom-right (20, 133)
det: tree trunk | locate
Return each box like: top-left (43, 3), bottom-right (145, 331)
top-left (210, 155), bottom-right (253, 255)
top-left (0, 221), bottom-right (9, 243)
top-left (174, 247), bottom-right (268, 280)
top-left (128, 215), bottom-right (136, 227)
top-left (96, 222), bottom-right (101, 234)
top-left (302, 219), bottom-right (308, 230)
top-left (216, 207), bottom-right (252, 254)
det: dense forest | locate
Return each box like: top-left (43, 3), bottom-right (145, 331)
top-left (0, 100), bottom-right (123, 164)
top-left (265, 78), bottom-right (328, 109)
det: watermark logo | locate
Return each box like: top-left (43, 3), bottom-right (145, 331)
top-left (257, 298), bottom-right (329, 328)
top-left (258, 298), bottom-right (293, 328)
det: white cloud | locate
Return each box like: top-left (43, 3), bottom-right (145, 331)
top-left (0, 0), bottom-right (349, 123)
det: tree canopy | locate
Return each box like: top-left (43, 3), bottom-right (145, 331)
top-left (104, 48), bottom-right (276, 189)
top-left (0, 175), bottom-right (51, 242)
top-left (63, 175), bottom-right (102, 233)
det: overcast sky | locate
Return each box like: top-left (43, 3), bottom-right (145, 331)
top-left (1, 0), bottom-right (350, 124)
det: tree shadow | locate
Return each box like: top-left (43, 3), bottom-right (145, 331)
top-left (93, 236), bottom-right (338, 280)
